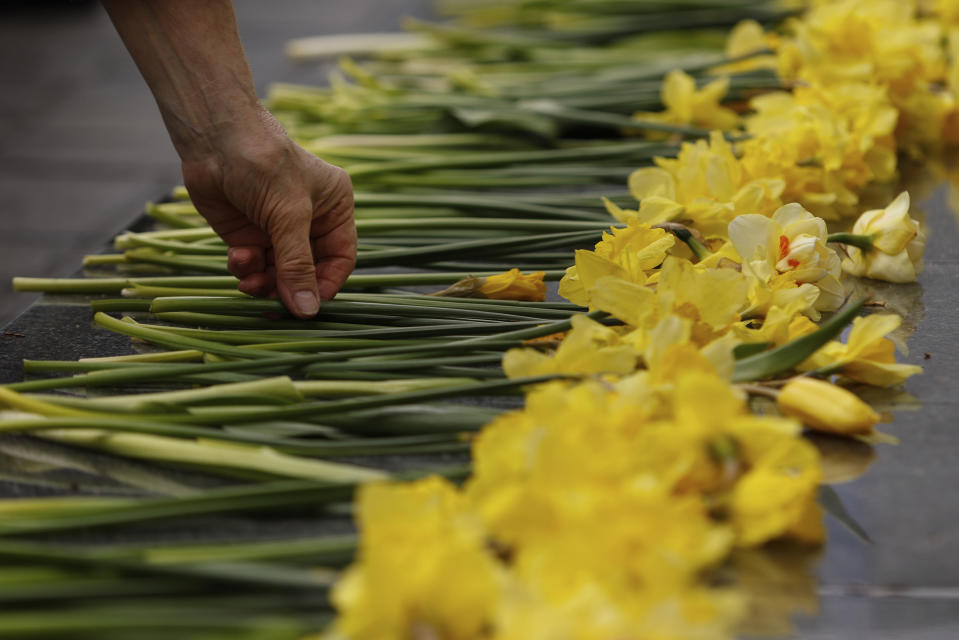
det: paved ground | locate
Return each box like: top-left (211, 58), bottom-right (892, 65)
top-left (0, 0), bottom-right (431, 327)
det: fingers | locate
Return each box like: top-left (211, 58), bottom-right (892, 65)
top-left (310, 165), bottom-right (357, 300)
top-left (237, 269), bottom-right (274, 298)
top-left (184, 140), bottom-right (356, 315)
top-left (269, 201), bottom-right (321, 319)
top-left (227, 246), bottom-right (266, 278)
top-left (312, 217), bottom-right (357, 301)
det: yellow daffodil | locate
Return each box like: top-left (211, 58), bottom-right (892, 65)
top-left (625, 132), bottom-right (785, 236)
top-left (584, 256), bottom-right (747, 348)
top-left (777, 377), bottom-right (880, 436)
top-left (712, 19), bottom-right (779, 75)
top-left (841, 191), bottom-right (926, 283)
top-left (799, 313), bottom-right (923, 386)
top-left (740, 83), bottom-right (898, 219)
top-left (558, 221), bottom-right (674, 305)
top-left (638, 315), bottom-right (740, 382)
top-left (467, 380), bottom-right (659, 547)
top-left (494, 579), bottom-right (743, 640)
top-left (937, 0), bottom-right (959, 26)
top-left (774, 0), bottom-right (947, 151)
top-left (432, 268), bottom-right (546, 301)
top-left (478, 268), bottom-right (547, 301)
top-left (331, 476), bottom-right (502, 640)
top-left (729, 203), bottom-right (844, 318)
top-left (502, 313), bottom-right (638, 379)
top-left (633, 69), bottom-right (740, 136)
top-left (656, 257), bottom-right (749, 341)
top-left (776, 1), bottom-right (943, 93)
top-left (730, 437), bottom-right (824, 547)
top-left (731, 300), bottom-right (811, 346)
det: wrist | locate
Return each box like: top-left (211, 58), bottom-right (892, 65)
top-left (163, 90), bottom-right (267, 163)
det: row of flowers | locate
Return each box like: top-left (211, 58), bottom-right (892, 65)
top-left (327, 2), bottom-right (940, 638)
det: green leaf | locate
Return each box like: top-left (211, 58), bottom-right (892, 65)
top-left (732, 298), bottom-right (865, 382)
top-left (733, 342), bottom-right (772, 359)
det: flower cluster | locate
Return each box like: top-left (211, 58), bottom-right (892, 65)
top-left (332, 192), bottom-right (923, 637)
top-left (629, 0), bottom-right (959, 228)
top-left (329, 2), bottom-right (939, 638)
top-left (329, 368), bottom-right (817, 640)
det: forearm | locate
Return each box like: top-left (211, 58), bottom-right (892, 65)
top-left (103, 0), bottom-right (357, 316)
top-left (102, 0), bottom-right (262, 161)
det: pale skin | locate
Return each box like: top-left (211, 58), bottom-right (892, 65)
top-left (102, 0), bottom-right (357, 318)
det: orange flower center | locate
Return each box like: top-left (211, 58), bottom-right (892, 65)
top-left (778, 235), bottom-right (790, 261)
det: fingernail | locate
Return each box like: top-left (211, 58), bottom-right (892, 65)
top-left (293, 291), bottom-right (319, 317)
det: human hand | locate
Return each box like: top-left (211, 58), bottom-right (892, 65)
top-left (181, 109), bottom-right (356, 318)
top-left (102, 1), bottom-right (356, 318)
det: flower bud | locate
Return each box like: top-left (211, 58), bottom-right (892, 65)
top-left (777, 377), bottom-right (879, 435)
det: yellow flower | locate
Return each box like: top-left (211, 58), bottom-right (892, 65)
top-left (509, 487), bottom-right (734, 598)
top-left (772, 0), bottom-right (947, 152)
top-left (711, 19), bottom-right (779, 74)
top-left (625, 132), bottom-right (785, 236)
top-left (638, 315), bottom-right (740, 383)
top-left (777, 377), bottom-right (880, 436)
top-left (800, 313), bottom-right (924, 386)
top-left (558, 221), bottom-right (674, 306)
top-left (478, 268), bottom-right (547, 301)
top-left (633, 69), bottom-right (740, 136)
top-left (728, 203), bottom-right (844, 318)
top-left (331, 476), bottom-right (501, 640)
top-left (730, 437), bottom-right (824, 547)
top-left (466, 380), bottom-right (660, 548)
top-left (937, 0), bottom-right (959, 25)
top-left (502, 313), bottom-right (638, 379)
top-left (776, 0), bottom-right (944, 94)
top-left (494, 579), bottom-right (743, 640)
top-left (585, 257), bottom-right (747, 347)
top-left (659, 374), bottom-right (823, 547)
top-left (740, 83), bottom-right (899, 219)
top-left (841, 191), bottom-right (926, 283)
top-left (432, 269), bottom-right (546, 301)
top-left (731, 300), bottom-right (811, 346)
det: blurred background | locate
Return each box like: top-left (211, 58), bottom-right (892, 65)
top-left (0, 0), bottom-right (431, 327)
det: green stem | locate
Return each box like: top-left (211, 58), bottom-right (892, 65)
top-left (346, 140), bottom-right (673, 177)
top-left (11, 271), bottom-right (569, 295)
top-left (123, 249), bottom-right (230, 274)
top-left (147, 296), bottom-right (553, 323)
top-left (827, 232), bottom-right (874, 252)
top-left (0, 466), bottom-right (467, 535)
top-left (149, 312), bottom-right (544, 335)
top-left (354, 217), bottom-right (613, 232)
top-left (656, 222), bottom-right (711, 260)
top-left (353, 228), bottom-right (596, 267)
top-left (0, 414), bottom-right (468, 457)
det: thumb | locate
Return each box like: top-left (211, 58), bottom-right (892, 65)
top-left (269, 202), bottom-right (320, 318)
